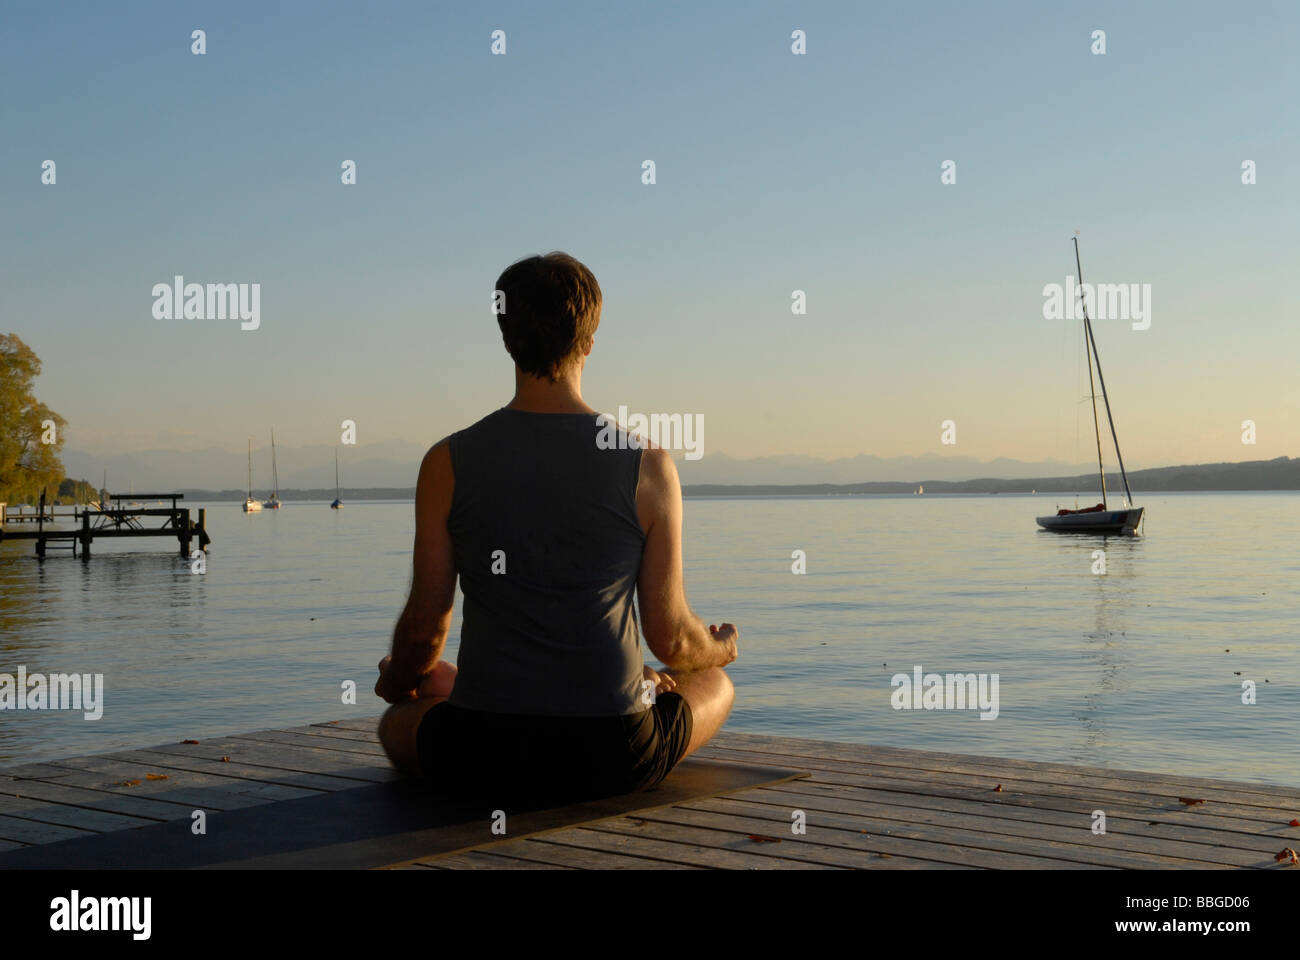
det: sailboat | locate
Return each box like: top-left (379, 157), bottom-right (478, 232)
top-left (263, 429), bottom-right (282, 509)
top-left (1036, 237), bottom-right (1143, 535)
top-left (330, 447), bottom-right (343, 509)
top-left (243, 438), bottom-right (262, 513)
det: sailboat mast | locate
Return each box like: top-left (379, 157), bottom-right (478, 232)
top-left (247, 438), bottom-right (253, 498)
top-left (1078, 268), bottom-right (1108, 509)
top-left (335, 447), bottom-right (340, 498)
top-left (1074, 237), bottom-right (1135, 506)
top-left (271, 429), bottom-right (278, 496)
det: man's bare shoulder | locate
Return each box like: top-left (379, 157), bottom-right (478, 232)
top-left (417, 437), bottom-right (455, 494)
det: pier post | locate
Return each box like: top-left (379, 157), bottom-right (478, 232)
top-left (81, 509), bottom-right (91, 561)
top-left (198, 509), bottom-right (209, 550)
top-left (179, 508), bottom-right (191, 557)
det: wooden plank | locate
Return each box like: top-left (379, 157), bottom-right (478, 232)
top-left (33, 757), bottom-right (319, 811)
top-left (700, 743), bottom-right (1300, 816)
top-left (416, 850), bottom-right (578, 870)
top-left (533, 825), bottom-right (846, 870)
top-left (709, 733), bottom-right (1300, 803)
top-left (620, 804), bottom-right (1083, 870)
top-left (425, 841), bottom-right (695, 870)
top-left (0, 814), bottom-right (97, 846)
top-left (140, 738), bottom-right (396, 783)
top-left (733, 787), bottom-right (1233, 869)
top-left (0, 792), bottom-right (154, 834)
top-left (695, 779), bottom-right (1294, 856)
top-left (687, 790), bottom-right (1267, 868)
top-left (699, 745), bottom-right (1300, 827)
top-left (754, 767), bottom-right (1297, 842)
top-left (121, 749), bottom-right (369, 792)
top-left (279, 725), bottom-right (385, 745)
top-left (0, 777), bottom-right (194, 822)
top-left (587, 813), bottom-right (975, 870)
top-left (230, 729), bottom-right (387, 757)
top-left (497, 839), bottom-right (705, 870)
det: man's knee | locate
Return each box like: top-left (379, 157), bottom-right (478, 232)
top-left (378, 703), bottom-right (419, 775)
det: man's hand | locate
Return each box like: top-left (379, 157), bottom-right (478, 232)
top-left (642, 664), bottom-right (677, 695)
top-left (375, 655), bottom-right (418, 704)
top-left (709, 623), bottom-right (739, 667)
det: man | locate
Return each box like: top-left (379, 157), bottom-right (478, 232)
top-left (375, 252), bottom-right (738, 811)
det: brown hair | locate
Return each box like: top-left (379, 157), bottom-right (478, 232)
top-left (494, 252), bottom-right (601, 381)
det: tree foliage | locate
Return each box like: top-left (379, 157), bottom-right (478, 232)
top-left (0, 334), bottom-right (67, 504)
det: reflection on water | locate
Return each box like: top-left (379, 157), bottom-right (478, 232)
top-left (1, 493), bottom-right (1297, 787)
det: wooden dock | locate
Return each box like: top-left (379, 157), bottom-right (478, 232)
top-left (1, 717), bottom-right (1297, 869)
top-left (0, 492), bottom-right (209, 559)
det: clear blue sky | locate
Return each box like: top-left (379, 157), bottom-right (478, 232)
top-left (3, 1), bottom-right (1296, 470)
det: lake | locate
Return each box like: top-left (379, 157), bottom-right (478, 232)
top-left (1, 492), bottom-right (1296, 786)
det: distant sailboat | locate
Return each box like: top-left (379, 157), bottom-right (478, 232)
top-left (243, 438), bottom-right (262, 513)
top-left (914, 485), bottom-right (924, 495)
top-left (330, 447), bottom-right (343, 509)
top-left (263, 429), bottom-right (282, 509)
top-left (1036, 237), bottom-right (1143, 535)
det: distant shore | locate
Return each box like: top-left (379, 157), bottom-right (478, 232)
top-left (136, 455), bottom-right (1300, 501)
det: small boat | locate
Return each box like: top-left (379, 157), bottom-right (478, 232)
top-left (1036, 237), bottom-right (1143, 536)
top-left (243, 438), bottom-right (262, 513)
top-left (915, 485), bottom-right (924, 495)
top-left (330, 447), bottom-right (343, 509)
top-left (263, 428), bottom-right (282, 509)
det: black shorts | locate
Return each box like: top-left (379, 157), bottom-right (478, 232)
top-left (415, 692), bottom-right (694, 812)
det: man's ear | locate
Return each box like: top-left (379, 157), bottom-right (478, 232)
top-left (583, 335), bottom-right (594, 357)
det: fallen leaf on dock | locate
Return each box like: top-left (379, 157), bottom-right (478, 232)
top-left (221, 756), bottom-right (230, 762)
top-left (180, 739), bottom-right (199, 744)
top-left (993, 784), bottom-right (1003, 792)
top-left (117, 779), bottom-right (141, 787)
top-left (145, 774), bottom-right (167, 781)
top-left (1179, 798), bottom-right (1205, 806)
top-left (1289, 819), bottom-right (1299, 827)
top-left (1275, 848), bottom-right (1298, 865)
top-left (747, 834), bottom-right (780, 843)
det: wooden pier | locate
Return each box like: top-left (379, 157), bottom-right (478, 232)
top-left (0, 492), bottom-right (209, 559)
top-left (0, 718), bottom-right (1296, 869)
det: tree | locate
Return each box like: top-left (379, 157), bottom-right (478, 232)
top-left (0, 334), bottom-right (67, 504)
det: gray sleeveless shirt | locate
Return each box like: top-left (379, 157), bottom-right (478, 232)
top-left (446, 408), bottom-right (647, 716)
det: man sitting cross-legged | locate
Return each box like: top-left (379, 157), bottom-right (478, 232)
top-left (375, 251), bottom-right (737, 811)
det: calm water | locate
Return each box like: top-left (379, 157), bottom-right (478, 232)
top-left (1, 493), bottom-right (1296, 786)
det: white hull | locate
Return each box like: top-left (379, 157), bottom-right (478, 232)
top-left (243, 499), bottom-right (262, 513)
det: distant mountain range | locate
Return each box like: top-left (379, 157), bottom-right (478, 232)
top-left (58, 447), bottom-right (1300, 501)
top-left (681, 456), bottom-right (1300, 496)
top-left (63, 443), bottom-right (1107, 492)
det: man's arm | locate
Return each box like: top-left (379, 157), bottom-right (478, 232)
top-left (375, 439), bottom-right (457, 703)
top-left (636, 446), bottom-right (738, 671)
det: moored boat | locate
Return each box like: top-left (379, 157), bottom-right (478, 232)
top-left (1036, 237), bottom-right (1143, 536)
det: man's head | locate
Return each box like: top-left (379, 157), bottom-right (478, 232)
top-left (494, 252), bottom-right (602, 382)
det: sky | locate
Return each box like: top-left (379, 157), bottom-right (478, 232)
top-left (2, 0), bottom-right (1297, 476)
